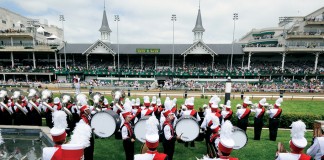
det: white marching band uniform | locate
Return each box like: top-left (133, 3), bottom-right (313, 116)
top-left (307, 136), bottom-right (324, 159)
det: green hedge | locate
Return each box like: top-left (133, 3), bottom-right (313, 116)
top-left (228, 112), bottom-right (324, 129)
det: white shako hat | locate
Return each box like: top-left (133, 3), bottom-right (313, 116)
top-left (218, 120), bottom-right (235, 154)
top-left (143, 96), bottom-right (150, 107)
top-left (289, 120), bottom-right (307, 152)
top-left (275, 97), bottom-right (283, 107)
top-left (145, 116), bottom-right (160, 149)
top-left (151, 96), bottom-right (157, 104)
top-left (259, 98), bottom-right (266, 106)
top-left (225, 100), bottom-right (231, 108)
top-left (54, 97), bottom-right (60, 104)
top-left (50, 111), bottom-right (67, 143)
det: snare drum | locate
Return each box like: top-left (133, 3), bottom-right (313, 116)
top-left (90, 110), bottom-right (121, 138)
top-left (175, 116), bottom-right (199, 142)
top-left (232, 126), bottom-right (248, 149)
top-left (134, 116), bottom-right (150, 143)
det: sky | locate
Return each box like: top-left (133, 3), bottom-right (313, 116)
top-left (1, 0), bottom-right (324, 44)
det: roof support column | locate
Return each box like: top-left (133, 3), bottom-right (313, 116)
top-left (11, 52), bottom-right (14, 68)
top-left (49, 75), bottom-right (51, 82)
top-left (10, 37), bottom-right (13, 46)
top-left (32, 52), bottom-right (36, 69)
top-left (314, 52), bottom-right (320, 74)
top-left (86, 55), bottom-right (89, 70)
top-left (141, 55), bottom-right (143, 69)
top-left (55, 52), bottom-right (58, 68)
top-left (113, 54), bottom-right (115, 70)
top-left (281, 52), bottom-right (286, 72)
top-left (183, 55), bottom-right (186, 69)
top-left (25, 74), bottom-right (28, 83)
top-left (155, 55), bottom-right (157, 70)
top-left (212, 55), bottom-right (214, 70)
top-left (241, 54), bottom-right (244, 68)
top-left (3, 74), bottom-right (5, 81)
top-left (127, 55), bottom-right (130, 69)
top-left (247, 52), bottom-right (252, 70)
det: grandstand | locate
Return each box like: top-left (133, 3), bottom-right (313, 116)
top-left (0, 6), bottom-right (323, 90)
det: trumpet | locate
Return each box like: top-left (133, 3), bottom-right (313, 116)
top-left (29, 100), bottom-right (42, 115)
top-left (236, 104), bottom-right (242, 109)
top-left (0, 102), bottom-right (13, 115)
top-left (42, 102), bottom-right (54, 112)
top-left (15, 102), bottom-right (28, 115)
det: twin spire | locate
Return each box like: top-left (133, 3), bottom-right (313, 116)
top-left (99, 1), bottom-right (205, 43)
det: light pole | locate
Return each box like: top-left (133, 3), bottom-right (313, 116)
top-left (171, 14), bottom-right (176, 73)
top-left (59, 15), bottom-right (66, 68)
top-left (230, 13), bottom-right (238, 72)
top-left (114, 15), bottom-right (120, 78)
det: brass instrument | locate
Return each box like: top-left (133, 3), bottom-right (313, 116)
top-left (42, 102), bottom-right (54, 112)
top-left (60, 93), bottom-right (73, 118)
top-left (90, 92), bottom-right (104, 109)
top-left (0, 102), bottom-right (13, 115)
top-left (15, 102), bottom-right (28, 115)
top-left (29, 100), bottom-right (42, 114)
top-left (236, 104), bottom-right (242, 109)
top-left (111, 89), bottom-right (125, 112)
top-left (74, 93), bottom-right (88, 106)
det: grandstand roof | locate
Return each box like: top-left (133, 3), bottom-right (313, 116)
top-left (59, 43), bottom-right (243, 55)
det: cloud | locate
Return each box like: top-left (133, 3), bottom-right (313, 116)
top-left (3, 0), bottom-right (324, 44)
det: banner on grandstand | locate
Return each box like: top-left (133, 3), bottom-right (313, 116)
top-left (136, 48), bottom-right (160, 53)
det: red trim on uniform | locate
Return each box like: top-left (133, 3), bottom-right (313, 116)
top-left (66, 104), bottom-right (73, 109)
top-left (187, 105), bottom-right (194, 110)
top-left (290, 140), bottom-right (304, 153)
top-left (146, 150), bottom-right (168, 160)
top-left (273, 108), bottom-right (282, 118)
top-left (52, 131), bottom-right (66, 143)
top-left (124, 122), bottom-right (133, 137)
top-left (163, 121), bottom-right (174, 140)
top-left (145, 109), bottom-right (154, 116)
top-left (163, 110), bottom-right (172, 117)
top-left (211, 108), bottom-right (218, 112)
top-left (146, 140), bottom-right (159, 149)
top-left (218, 142), bottom-right (233, 154)
top-left (52, 146), bottom-right (62, 160)
top-left (61, 147), bottom-right (84, 160)
top-left (81, 116), bottom-right (90, 125)
top-left (240, 108), bottom-right (251, 119)
top-left (298, 154), bottom-right (312, 160)
top-left (144, 102), bottom-right (150, 107)
top-left (171, 107), bottom-right (177, 114)
top-left (210, 132), bottom-right (220, 143)
top-left (190, 110), bottom-right (197, 116)
top-left (274, 104), bottom-right (279, 108)
top-left (80, 105), bottom-right (88, 113)
top-left (224, 110), bottom-right (233, 119)
top-left (122, 112), bottom-right (132, 119)
top-left (243, 103), bottom-right (249, 108)
top-left (257, 108), bottom-right (265, 118)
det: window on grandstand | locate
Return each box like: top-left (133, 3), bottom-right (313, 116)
top-left (2, 20), bottom-right (6, 24)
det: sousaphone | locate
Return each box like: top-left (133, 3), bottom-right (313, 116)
top-left (60, 93), bottom-right (74, 119)
top-left (27, 88), bottom-right (42, 114)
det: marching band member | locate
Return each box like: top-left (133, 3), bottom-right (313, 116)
top-left (131, 98), bottom-right (141, 123)
top-left (217, 120), bottom-right (239, 160)
top-left (236, 96), bottom-right (252, 132)
top-left (276, 120), bottom-right (311, 160)
top-left (42, 90), bottom-right (54, 128)
top-left (251, 98), bottom-right (267, 140)
top-left (307, 125), bottom-right (324, 159)
top-left (61, 117), bottom-right (92, 160)
top-left (42, 111), bottom-right (68, 160)
top-left (221, 100), bottom-right (233, 122)
top-left (181, 97), bottom-right (200, 147)
top-left (134, 116), bottom-right (168, 160)
top-left (267, 97), bottom-right (283, 141)
top-left (27, 94), bottom-right (42, 126)
top-left (140, 96), bottom-right (154, 118)
top-left (209, 114), bottom-right (221, 158)
top-left (78, 98), bottom-right (94, 160)
top-left (121, 100), bottom-right (136, 160)
top-left (102, 98), bottom-right (110, 110)
top-left (0, 89), bottom-right (13, 125)
top-left (73, 75), bottom-right (81, 95)
top-left (13, 94), bottom-right (28, 125)
top-left (161, 99), bottom-right (180, 160)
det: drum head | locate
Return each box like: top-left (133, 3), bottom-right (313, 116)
top-left (134, 116), bottom-right (150, 143)
top-left (175, 116), bottom-right (199, 142)
top-left (232, 127), bottom-right (248, 149)
top-left (91, 111), bottom-right (119, 138)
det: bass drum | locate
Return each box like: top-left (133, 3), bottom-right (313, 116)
top-left (134, 116), bottom-right (150, 143)
top-left (232, 126), bottom-right (248, 149)
top-left (90, 110), bottom-right (121, 138)
top-left (175, 115), bottom-right (199, 142)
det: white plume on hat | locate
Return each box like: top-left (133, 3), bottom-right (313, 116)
top-left (225, 100), bottom-right (231, 108)
top-left (209, 95), bottom-right (217, 103)
top-left (172, 98), bottom-right (177, 107)
top-left (213, 96), bottom-right (221, 104)
top-left (243, 96), bottom-right (252, 105)
top-left (219, 120), bottom-right (234, 149)
top-left (28, 89), bottom-right (37, 97)
top-left (69, 121), bottom-right (92, 148)
top-left (131, 99), bottom-right (135, 106)
top-left (210, 114), bottom-right (220, 130)
top-left (259, 98), bottom-right (266, 106)
top-left (151, 96), bottom-right (157, 104)
top-left (62, 95), bottom-right (71, 103)
top-left (93, 94), bottom-right (100, 104)
top-left (0, 129), bottom-right (4, 145)
top-left (290, 120), bottom-right (307, 148)
top-left (157, 98), bottom-right (162, 106)
top-left (187, 97), bottom-right (194, 106)
top-left (164, 99), bottom-right (173, 111)
top-left (123, 100), bottom-right (132, 112)
top-left (143, 96), bottom-right (150, 103)
top-left (145, 116), bottom-right (159, 143)
top-left (103, 98), bottom-right (109, 105)
top-left (54, 97), bottom-right (60, 104)
top-left (41, 90), bottom-right (52, 100)
top-left (135, 98), bottom-right (140, 106)
top-left (52, 111), bottom-right (68, 129)
top-left (275, 98), bottom-right (283, 107)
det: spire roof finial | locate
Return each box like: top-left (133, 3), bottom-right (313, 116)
top-left (99, 1), bottom-right (112, 33)
top-left (192, 5), bottom-right (205, 32)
